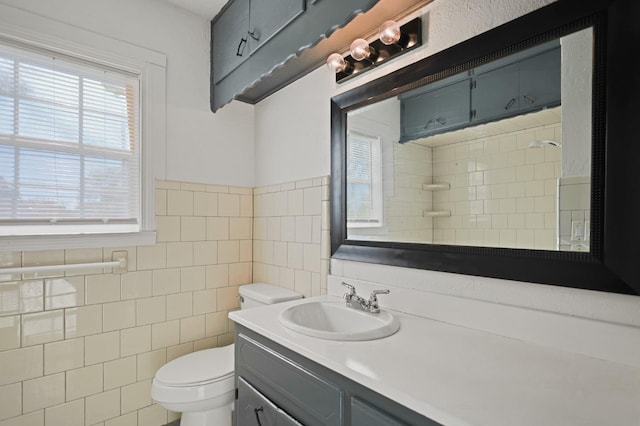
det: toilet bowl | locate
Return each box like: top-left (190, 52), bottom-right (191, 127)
top-left (151, 283), bottom-right (302, 426)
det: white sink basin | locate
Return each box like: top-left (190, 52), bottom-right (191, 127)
top-left (278, 301), bottom-right (400, 341)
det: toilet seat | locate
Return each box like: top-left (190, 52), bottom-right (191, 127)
top-left (155, 344), bottom-right (234, 386)
top-left (152, 374), bottom-right (235, 405)
top-left (151, 344), bottom-right (235, 405)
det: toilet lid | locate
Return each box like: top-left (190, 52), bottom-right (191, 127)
top-left (155, 344), bottom-right (234, 386)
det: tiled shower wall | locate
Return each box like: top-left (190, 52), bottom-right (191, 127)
top-left (0, 180), bottom-right (253, 426)
top-left (349, 143), bottom-right (434, 244)
top-left (252, 177), bottom-right (330, 297)
top-left (386, 142), bottom-right (434, 243)
top-left (432, 123), bottom-right (561, 249)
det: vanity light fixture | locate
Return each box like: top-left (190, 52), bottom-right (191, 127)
top-left (326, 17), bottom-right (422, 83)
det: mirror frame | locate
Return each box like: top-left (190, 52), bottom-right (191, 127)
top-left (331, 0), bottom-right (640, 295)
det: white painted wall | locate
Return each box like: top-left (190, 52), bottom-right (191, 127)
top-left (0, 0), bottom-right (256, 187)
top-left (255, 0), bottom-right (557, 186)
top-left (255, 66), bottom-right (333, 186)
top-left (254, 0), bottom-right (640, 321)
top-left (561, 28), bottom-right (593, 178)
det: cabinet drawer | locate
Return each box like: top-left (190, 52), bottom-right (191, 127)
top-left (236, 333), bottom-right (343, 426)
top-left (238, 377), bottom-right (302, 425)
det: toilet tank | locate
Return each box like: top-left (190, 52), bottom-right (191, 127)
top-left (239, 283), bottom-right (302, 309)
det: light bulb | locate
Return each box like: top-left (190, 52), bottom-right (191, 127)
top-left (379, 20), bottom-right (401, 45)
top-left (326, 53), bottom-right (348, 73)
top-left (327, 53), bottom-right (353, 73)
top-left (350, 39), bottom-right (372, 61)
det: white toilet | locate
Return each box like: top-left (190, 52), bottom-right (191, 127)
top-left (151, 283), bottom-right (302, 426)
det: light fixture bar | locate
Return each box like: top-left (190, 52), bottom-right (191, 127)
top-left (329, 17), bottom-right (422, 83)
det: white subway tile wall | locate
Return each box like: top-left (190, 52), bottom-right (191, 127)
top-left (0, 180), bottom-right (254, 425)
top-left (253, 177), bottom-right (331, 297)
top-left (432, 122), bottom-right (561, 249)
top-left (349, 141), bottom-right (435, 244)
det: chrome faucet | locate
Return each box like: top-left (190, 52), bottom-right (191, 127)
top-left (341, 282), bottom-right (390, 313)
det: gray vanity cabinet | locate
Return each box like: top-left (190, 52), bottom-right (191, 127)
top-left (237, 377), bottom-right (302, 425)
top-left (236, 332), bottom-right (342, 425)
top-left (234, 325), bottom-right (441, 426)
top-left (351, 397), bottom-right (406, 426)
top-left (400, 79), bottom-right (471, 142)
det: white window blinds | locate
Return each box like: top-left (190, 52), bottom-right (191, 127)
top-left (0, 41), bottom-right (141, 236)
top-left (346, 131), bottom-right (383, 227)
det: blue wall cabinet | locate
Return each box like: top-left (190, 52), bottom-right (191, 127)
top-left (247, 0), bottom-right (305, 53)
top-left (400, 79), bottom-right (472, 142)
top-left (212, 0), bottom-right (304, 85)
top-left (399, 42), bottom-right (560, 143)
top-left (212, 0), bottom-right (250, 84)
top-left (211, 0), bottom-right (383, 111)
top-left (472, 46), bottom-right (561, 123)
top-left (471, 62), bottom-right (519, 123)
top-left (517, 48), bottom-right (562, 113)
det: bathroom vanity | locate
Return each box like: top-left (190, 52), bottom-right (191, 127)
top-left (229, 293), bottom-right (640, 426)
top-left (235, 325), bottom-right (433, 425)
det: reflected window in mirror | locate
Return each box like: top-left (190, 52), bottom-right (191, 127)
top-left (346, 131), bottom-right (383, 229)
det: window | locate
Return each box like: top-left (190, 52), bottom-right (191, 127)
top-left (346, 131), bottom-right (383, 228)
top-left (0, 4), bottom-right (166, 252)
top-left (0, 42), bottom-right (141, 238)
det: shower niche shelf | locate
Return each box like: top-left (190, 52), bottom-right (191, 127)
top-left (422, 210), bottom-right (451, 217)
top-left (422, 183), bottom-right (450, 191)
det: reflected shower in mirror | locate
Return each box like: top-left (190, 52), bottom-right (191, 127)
top-left (346, 27), bottom-right (593, 252)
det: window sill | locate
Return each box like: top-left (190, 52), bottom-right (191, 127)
top-left (0, 231), bottom-right (156, 252)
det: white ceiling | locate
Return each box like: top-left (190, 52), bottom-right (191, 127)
top-left (161, 0), bottom-right (228, 19)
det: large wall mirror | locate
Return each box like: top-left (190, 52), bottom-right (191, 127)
top-left (331, 0), bottom-right (640, 295)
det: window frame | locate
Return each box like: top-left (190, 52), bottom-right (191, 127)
top-left (346, 130), bottom-right (384, 229)
top-left (0, 4), bottom-right (166, 251)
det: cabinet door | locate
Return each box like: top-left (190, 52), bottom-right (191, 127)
top-left (400, 79), bottom-right (470, 142)
top-left (518, 47), bottom-right (561, 113)
top-left (400, 91), bottom-right (436, 142)
top-left (472, 62), bottom-right (519, 122)
top-left (431, 79), bottom-right (471, 133)
top-left (248, 0), bottom-right (305, 52)
top-left (238, 377), bottom-right (280, 426)
top-left (212, 0), bottom-right (250, 84)
top-left (237, 334), bottom-right (342, 426)
top-left (238, 377), bottom-right (304, 426)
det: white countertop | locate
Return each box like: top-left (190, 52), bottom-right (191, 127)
top-left (229, 295), bottom-right (640, 426)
